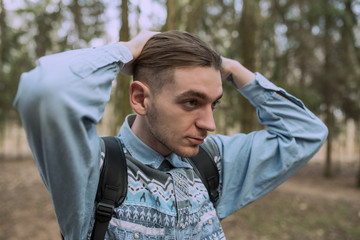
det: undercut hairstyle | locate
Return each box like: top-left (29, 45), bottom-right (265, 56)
top-left (133, 30), bottom-right (222, 94)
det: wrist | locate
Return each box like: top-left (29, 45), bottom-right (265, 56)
top-left (120, 31), bottom-right (160, 60)
top-left (120, 41), bottom-right (140, 60)
top-left (229, 61), bottom-right (255, 88)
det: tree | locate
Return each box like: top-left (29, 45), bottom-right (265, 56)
top-left (0, 0), bottom-right (34, 155)
top-left (0, 1), bottom-right (32, 129)
top-left (338, 0), bottom-right (360, 186)
top-left (111, 0), bottom-right (132, 134)
top-left (18, 1), bottom-right (62, 58)
top-left (237, 0), bottom-right (261, 133)
top-left (163, 0), bottom-right (178, 31)
top-left (259, 0), bottom-right (348, 178)
top-left (17, 0), bottom-right (105, 53)
top-left (0, 0), bottom-right (105, 156)
top-left (0, 0), bottom-right (9, 144)
top-left (67, 0), bottom-right (105, 48)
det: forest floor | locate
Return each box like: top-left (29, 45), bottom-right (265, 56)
top-left (0, 157), bottom-right (359, 240)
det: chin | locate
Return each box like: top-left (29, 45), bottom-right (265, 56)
top-left (175, 146), bottom-right (200, 158)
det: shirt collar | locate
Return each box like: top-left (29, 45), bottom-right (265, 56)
top-left (118, 114), bottom-right (192, 169)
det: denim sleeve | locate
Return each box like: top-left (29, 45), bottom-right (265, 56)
top-left (13, 44), bottom-right (133, 239)
top-left (210, 73), bottom-right (328, 219)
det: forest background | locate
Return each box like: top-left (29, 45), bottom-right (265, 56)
top-left (0, 0), bottom-right (360, 239)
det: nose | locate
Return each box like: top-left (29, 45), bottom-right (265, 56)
top-left (196, 106), bottom-right (216, 132)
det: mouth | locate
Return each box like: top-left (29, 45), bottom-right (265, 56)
top-left (187, 136), bottom-right (205, 145)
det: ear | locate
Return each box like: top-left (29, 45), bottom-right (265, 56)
top-left (129, 81), bottom-right (151, 115)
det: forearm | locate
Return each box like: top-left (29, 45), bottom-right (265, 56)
top-left (221, 57), bottom-right (256, 88)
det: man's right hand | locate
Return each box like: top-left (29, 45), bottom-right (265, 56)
top-left (120, 31), bottom-right (160, 76)
top-left (221, 57), bottom-right (255, 89)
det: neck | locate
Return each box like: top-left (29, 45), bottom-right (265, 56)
top-left (131, 115), bottom-right (171, 156)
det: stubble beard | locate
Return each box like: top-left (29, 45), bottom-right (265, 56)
top-left (147, 105), bottom-right (199, 158)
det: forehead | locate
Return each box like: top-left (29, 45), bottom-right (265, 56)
top-left (162, 66), bottom-right (223, 100)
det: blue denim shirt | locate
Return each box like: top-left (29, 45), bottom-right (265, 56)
top-left (14, 44), bottom-right (328, 239)
top-left (89, 115), bottom-right (225, 239)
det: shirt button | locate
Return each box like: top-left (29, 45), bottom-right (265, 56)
top-left (134, 232), bottom-right (140, 239)
top-left (208, 219), bottom-right (213, 225)
top-left (180, 223), bottom-right (185, 229)
top-left (178, 180), bottom-right (184, 186)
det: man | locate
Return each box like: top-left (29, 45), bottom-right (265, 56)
top-left (14, 30), bottom-right (328, 239)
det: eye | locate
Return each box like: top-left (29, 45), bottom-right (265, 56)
top-left (212, 99), bottom-right (221, 110)
top-left (184, 99), bottom-right (198, 108)
top-left (181, 99), bottom-right (201, 111)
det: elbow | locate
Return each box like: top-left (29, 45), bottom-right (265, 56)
top-left (14, 69), bottom-right (39, 114)
top-left (317, 120), bottom-right (329, 145)
top-left (14, 67), bottom-right (65, 119)
top-left (322, 124), bottom-right (329, 142)
top-left (301, 119), bottom-right (328, 160)
top-left (289, 118), bottom-right (328, 163)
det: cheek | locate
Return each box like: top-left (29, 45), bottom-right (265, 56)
top-left (172, 113), bottom-right (197, 134)
top-left (161, 108), bottom-right (196, 133)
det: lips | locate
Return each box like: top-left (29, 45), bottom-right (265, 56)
top-left (187, 136), bottom-right (205, 145)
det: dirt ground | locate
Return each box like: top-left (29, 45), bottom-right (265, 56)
top-left (1, 157), bottom-right (359, 240)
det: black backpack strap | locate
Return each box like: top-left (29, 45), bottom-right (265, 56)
top-left (189, 145), bottom-right (220, 203)
top-left (91, 136), bottom-right (128, 240)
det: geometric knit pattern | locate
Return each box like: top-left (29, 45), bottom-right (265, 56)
top-left (88, 143), bottom-right (226, 240)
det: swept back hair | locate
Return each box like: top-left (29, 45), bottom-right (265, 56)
top-left (133, 30), bottom-right (222, 94)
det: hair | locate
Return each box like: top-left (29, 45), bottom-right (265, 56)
top-left (133, 30), bottom-right (222, 94)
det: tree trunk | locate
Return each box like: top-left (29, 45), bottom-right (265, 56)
top-left (185, 0), bottom-right (204, 33)
top-left (322, 0), bottom-right (334, 178)
top-left (70, 0), bottom-right (84, 40)
top-left (112, 0), bottom-right (132, 135)
top-left (357, 158), bottom-right (360, 188)
top-left (0, 0), bottom-right (5, 75)
top-left (163, 0), bottom-right (177, 31)
top-left (324, 106), bottom-right (333, 178)
top-left (238, 0), bottom-right (260, 133)
top-left (0, 0), bottom-right (8, 138)
top-left (356, 121), bottom-right (360, 188)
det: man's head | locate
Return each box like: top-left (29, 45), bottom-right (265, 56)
top-left (129, 31), bottom-right (223, 157)
top-left (133, 30), bottom-right (222, 94)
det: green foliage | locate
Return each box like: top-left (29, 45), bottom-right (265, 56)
top-left (0, 0), bottom-right (106, 139)
top-left (0, 0), bottom-right (34, 138)
top-left (2, 0), bottom-right (360, 171)
top-left (110, 0), bottom-right (132, 134)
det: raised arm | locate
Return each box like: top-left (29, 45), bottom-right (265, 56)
top-left (213, 57), bottom-right (328, 219)
top-left (13, 31), bottom-right (157, 239)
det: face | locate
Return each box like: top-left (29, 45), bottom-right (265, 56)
top-left (143, 66), bottom-right (223, 157)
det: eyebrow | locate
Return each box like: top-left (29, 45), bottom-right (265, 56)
top-left (175, 90), bottom-right (223, 103)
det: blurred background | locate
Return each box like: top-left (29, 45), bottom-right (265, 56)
top-left (0, 0), bottom-right (360, 239)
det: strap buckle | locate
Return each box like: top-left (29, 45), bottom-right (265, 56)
top-left (95, 202), bottom-right (114, 222)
